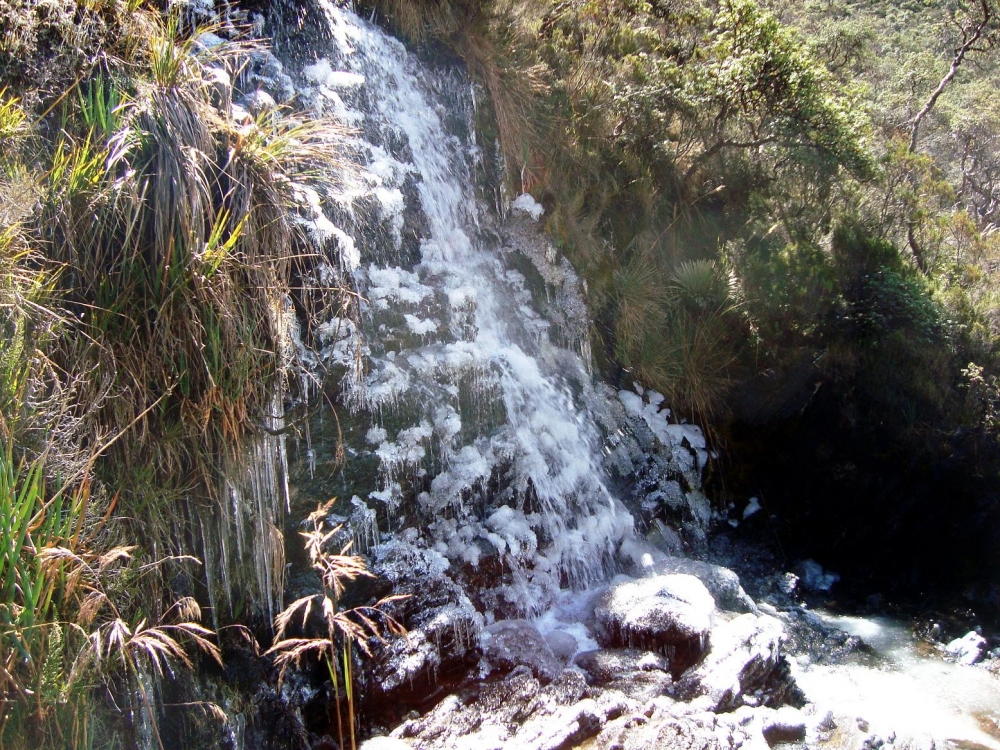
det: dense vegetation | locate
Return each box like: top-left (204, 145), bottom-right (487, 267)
top-left (366, 0), bottom-right (1000, 606)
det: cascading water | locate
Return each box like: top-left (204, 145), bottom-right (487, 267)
top-left (293, 2), bottom-right (635, 613)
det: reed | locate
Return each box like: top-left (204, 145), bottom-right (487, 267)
top-left (266, 501), bottom-right (406, 750)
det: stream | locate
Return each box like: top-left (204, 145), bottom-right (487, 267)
top-left (794, 611), bottom-right (1000, 750)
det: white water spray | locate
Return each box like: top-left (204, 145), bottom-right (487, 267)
top-left (303, 4), bottom-right (633, 610)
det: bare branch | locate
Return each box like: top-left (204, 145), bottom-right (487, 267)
top-left (910, 0), bottom-right (996, 152)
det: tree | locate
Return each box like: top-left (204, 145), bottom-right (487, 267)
top-left (909, 0), bottom-right (1000, 153)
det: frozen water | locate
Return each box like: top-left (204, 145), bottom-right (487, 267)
top-left (511, 193), bottom-right (545, 220)
top-left (304, 2), bottom-right (636, 604)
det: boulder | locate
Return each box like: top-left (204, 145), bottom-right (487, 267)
top-left (544, 629), bottom-right (579, 662)
top-left (944, 630), bottom-right (987, 665)
top-left (483, 619), bottom-right (562, 682)
top-left (671, 613), bottom-right (804, 712)
top-left (365, 537), bottom-right (483, 713)
top-left (594, 574), bottom-right (715, 676)
top-left (647, 554), bottom-right (758, 614)
top-left (574, 648), bottom-right (673, 701)
top-left (392, 668), bottom-right (607, 750)
top-left (793, 559), bottom-right (840, 594)
top-left (762, 705), bottom-right (808, 744)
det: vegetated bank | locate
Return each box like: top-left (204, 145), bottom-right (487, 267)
top-left (0, 0), bottom-right (359, 744)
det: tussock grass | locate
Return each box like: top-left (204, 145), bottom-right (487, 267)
top-left (0, 446), bottom-right (223, 749)
top-left (1, 0), bottom-right (357, 744)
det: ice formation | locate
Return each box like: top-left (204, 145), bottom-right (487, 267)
top-left (298, 3), bottom-right (637, 608)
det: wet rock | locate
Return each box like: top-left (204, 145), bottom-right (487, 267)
top-left (671, 613), bottom-right (804, 712)
top-left (793, 559), bottom-right (840, 594)
top-left (712, 705), bottom-right (804, 750)
top-left (592, 697), bottom-right (730, 750)
top-left (761, 705), bottom-right (807, 744)
top-left (808, 708), bottom-right (837, 742)
top-left (772, 605), bottom-right (868, 665)
top-left (574, 648), bottom-right (673, 701)
top-left (544, 629), bottom-right (579, 662)
top-left (636, 550), bottom-right (758, 614)
top-left (574, 648), bottom-right (672, 684)
top-left (247, 50), bottom-right (296, 103)
top-left (391, 668), bottom-right (608, 749)
top-left (594, 574), bottom-right (715, 677)
top-left (943, 630), bottom-right (987, 665)
top-left (195, 31), bottom-right (226, 50)
top-left (483, 619), bottom-right (562, 682)
top-left (365, 536), bottom-right (483, 714)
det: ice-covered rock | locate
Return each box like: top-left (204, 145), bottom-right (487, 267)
top-left (512, 192), bottom-right (545, 220)
top-left (366, 536), bottom-right (483, 708)
top-left (592, 697), bottom-right (730, 750)
top-left (483, 619), bottom-right (562, 682)
top-left (793, 559), bottom-right (840, 593)
top-left (391, 668), bottom-right (604, 749)
top-left (742, 497), bottom-right (762, 520)
top-left (622, 543), bottom-right (757, 614)
top-left (944, 630), bottom-right (987, 665)
top-left (671, 613), bottom-right (803, 712)
top-left (593, 574), bottom-right (715, 676)
top-left (573, 648), bottom-right (673, 700)
top-left (544, 629), bottom-right (579, 662)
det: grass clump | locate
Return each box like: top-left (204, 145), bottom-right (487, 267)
top-left (267, 501), bottom-right (405, 750)
top-left (1, 0), bottom-right (357, 744)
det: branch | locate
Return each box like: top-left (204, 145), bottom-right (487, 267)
top-left (909, 0), bottom-right (994, 153)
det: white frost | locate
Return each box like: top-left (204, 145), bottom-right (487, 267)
top-left (512, 193), bottom-right (545, 220)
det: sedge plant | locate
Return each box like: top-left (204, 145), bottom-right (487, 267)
top-left (266, 500), bottom-right (406, 750)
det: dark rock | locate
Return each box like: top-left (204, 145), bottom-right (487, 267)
top-left (574, 648), bottom-right (672, 685)
top-left (391, 668), bottom-right (607, 749)
top-left (671, 613), bottom-right (804, 712)
top-left (483, 619), bottom-right (562, 682)
top-left (594, 574), bottom-right (715, 677)
top-left (773, 605), bottom-right (869, 665)
top-left (762, 706), bottom-right (807, 745)
top-left (573, 648), bottom-right (673, 701)
top-left (793, 559), bottom-right (840, 594)
top-left (364, 537), bottom-right (483, 716)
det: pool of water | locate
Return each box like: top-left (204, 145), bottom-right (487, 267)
top-left (795, 611), bottom-right (1000, 749)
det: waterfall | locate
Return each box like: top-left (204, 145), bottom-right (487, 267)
top-left (293, 3), bottom-right (635, 613)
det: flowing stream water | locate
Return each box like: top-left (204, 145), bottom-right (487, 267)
top-left (796, 612), bottom-right (1000, 749)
